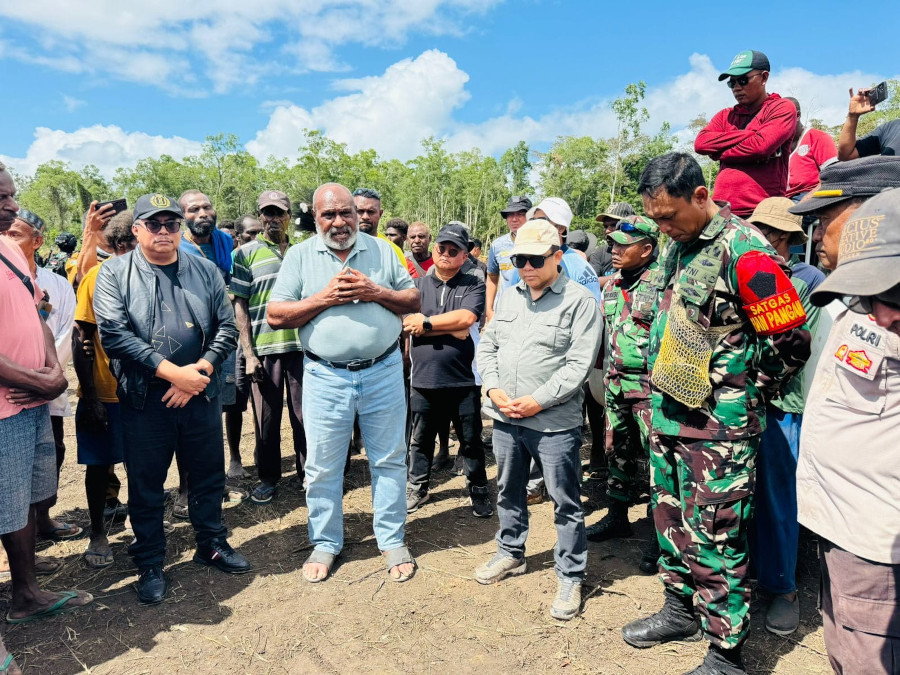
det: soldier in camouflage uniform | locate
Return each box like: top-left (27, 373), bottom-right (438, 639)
top-left (585, 216), bottom-right (661, 573)
top-left (620, 153), bottom-right (811, 675)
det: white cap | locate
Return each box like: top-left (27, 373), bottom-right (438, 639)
top-left (528, 197), bottom-right (573, 231)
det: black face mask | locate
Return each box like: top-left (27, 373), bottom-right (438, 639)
top-left (186, 217), bottom-right (216, 238)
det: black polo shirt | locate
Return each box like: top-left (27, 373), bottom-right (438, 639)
top-left (410, 268), bottom-right (485, 389)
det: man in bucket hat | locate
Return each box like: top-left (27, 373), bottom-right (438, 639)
top-left (797, 188), bottom-right (900, 672)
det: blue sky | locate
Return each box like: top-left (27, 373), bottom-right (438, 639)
top-left (2, 0), bottom-right (898, 176)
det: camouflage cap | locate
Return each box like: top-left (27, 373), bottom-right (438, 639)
top-left (595, 201), bottom-right (635, 223)
top-left (608, 215), bottom-right (658, 245)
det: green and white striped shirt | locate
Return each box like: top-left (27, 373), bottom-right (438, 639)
top-left (231, 235), bottom-right (302, 356)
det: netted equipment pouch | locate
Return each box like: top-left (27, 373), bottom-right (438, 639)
top-left (651, 298), bottom-right (740, 408)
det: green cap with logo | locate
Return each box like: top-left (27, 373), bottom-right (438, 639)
top-left (718, 50), bottom-right (771, 81)
top-left (607, 215), bottom-right (658, 245)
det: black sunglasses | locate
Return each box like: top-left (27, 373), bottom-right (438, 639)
top-left (620, 222), bottom-right (639, 234)
top-left (142, 219), bottom-right (182, 234)
top-left (727, 72), bottom-right (762, 89)
top-left (511, 252), bottom-right (554, 269)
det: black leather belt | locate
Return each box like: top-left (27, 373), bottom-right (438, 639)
top-left (304, 343), bottom-right (398, 372)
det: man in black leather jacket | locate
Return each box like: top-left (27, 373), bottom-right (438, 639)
top-left (94, 193), bottom-right (250, 604)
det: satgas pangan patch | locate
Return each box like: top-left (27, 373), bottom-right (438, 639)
top-left (743, 290), bottom-right (806, 335)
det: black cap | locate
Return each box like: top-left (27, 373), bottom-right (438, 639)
top-left (435, 223), bottom-right (469, 250)
top-left (500, 195), bottom-right (533, 216)
top-left (133, 193), bottom-right (183, 221)
top-left (788, 156), bottom-right (900, 215)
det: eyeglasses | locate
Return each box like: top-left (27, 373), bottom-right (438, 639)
top-left (141, 219), bottom-right (182, 234)
top-left (436, 244), bottom-right (464, 257)
top-left (727, 73), bottom-right (762, 89)
top-left (511, 252), bottom-right (554, 269)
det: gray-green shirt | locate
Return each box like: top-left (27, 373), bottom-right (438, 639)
top-left (478, 269), bottom-right (602, 433)
top-left (269, 232), bottom-right (415, 362)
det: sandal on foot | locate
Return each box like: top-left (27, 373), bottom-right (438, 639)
top-left (1, 653), bottom-right (16, 674)
top-left (383, 546), bottom-right (416, 583)
top-left (34, 556), bottom-right (63, 576)
top-left (5, 590), bottom-right (93, 624)
top-left (223, 486), bottom-right (249, 504)
top-left (172, 501), bottom-right (189, 520)
top-left (83, 547), bottom-right (114, 569)
top-left (38, 522), bottom-right (83, 541)
top-left (302, 550), bottom-right (337, 583)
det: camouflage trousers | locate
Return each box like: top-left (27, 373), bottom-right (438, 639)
top-left (649, 432), bottom-right (758, 649)
top-left (604, 386), bottom-right (652, 504)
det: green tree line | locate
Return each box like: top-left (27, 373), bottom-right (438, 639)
top-left (13, 79), bottom-right (896, 251)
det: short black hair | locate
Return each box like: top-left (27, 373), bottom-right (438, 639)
top-left (217, 219), bottom-right (235, 231)
top-left (471, 237), bottom-right (482, 248)
top-left (785, 96), bottom-right (800, 115)
top-left (384, 218), bottom-right (409, 236)
top-left (235, 215), bottom-right (259, 236)
top-left (638, 152), bottom-right (706, 202)
top-left (352, 187), bottom-right (381, 201)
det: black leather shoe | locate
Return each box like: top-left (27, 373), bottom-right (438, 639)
top-left (586, 503), bottom-right (633, 542)
top-left (193, 540), bottom-right (252, 575)
top-left (622, 590), bottom-right (702, 648)
top-left (136, 566), bottom-right (169, 605)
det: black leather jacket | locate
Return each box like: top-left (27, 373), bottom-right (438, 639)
top-left (93, 246), bottom-right (238, 410)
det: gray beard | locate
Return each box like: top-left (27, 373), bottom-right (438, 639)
top-left (317, 223), bottom-right (357, 251)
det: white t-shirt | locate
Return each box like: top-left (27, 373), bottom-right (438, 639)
top-left (36, 267), bottom-right (76, 417)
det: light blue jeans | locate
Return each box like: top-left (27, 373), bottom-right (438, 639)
top-left (302, 349), bottom-right (407, 555)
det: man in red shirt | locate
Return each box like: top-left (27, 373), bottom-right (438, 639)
top-left (695, 50), bottom-right (796, 217)
top-left (784, 97), bottom-right (838, 201)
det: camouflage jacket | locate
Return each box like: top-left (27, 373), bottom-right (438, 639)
top-left (602, 260), bottom-right (659, 398)
top-left (649, 204), bottom-right (811, 441)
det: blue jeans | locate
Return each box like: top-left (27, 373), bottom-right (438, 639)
top-left (750, 408), bottom-right (800, 594)
top-left (493, 421), bottom-right (586, 580)
top-left (302, 350), bottom-right (407, 555)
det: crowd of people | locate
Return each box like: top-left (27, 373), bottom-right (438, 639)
top-left (0, 48), bottom-right (899, 675)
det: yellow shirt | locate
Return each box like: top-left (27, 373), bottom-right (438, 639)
top-left (74, 263), bottom-right (119, 402)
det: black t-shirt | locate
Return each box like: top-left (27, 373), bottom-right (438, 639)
top-left (589, 243), bottom-right (614, 277)
top-left (410, 269), bottom-right (485, 389)
top-left (151, 261), bottom-right (204, 368)
top-left (857, 118), bottom-right (900, 158)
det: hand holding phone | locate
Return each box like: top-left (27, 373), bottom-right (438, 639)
top-left (867, 81), bottom-right (889, 107)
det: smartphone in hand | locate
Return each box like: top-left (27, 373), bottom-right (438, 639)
top-left (867, 82), bottom-right (889, 106)
top-left (95, 198), bottom-right (128, 215)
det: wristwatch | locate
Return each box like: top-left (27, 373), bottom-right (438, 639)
top-left (422, 317), bottom-right (433, 331)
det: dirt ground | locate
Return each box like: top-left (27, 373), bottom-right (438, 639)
top-left (0, 384), bottom-right (830, 674)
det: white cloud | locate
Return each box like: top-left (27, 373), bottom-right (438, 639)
top-left (443, 54), bottom-right (899, 156)
top-left (0, 0), bottom-right (502, 94)
top-left (0, 125), bottom-right (204, 177)
top-left (247, 49), bottom-right (470, 161)
top-left (61, 94), bottom-right (85, 112)
top-left (6, 51), bottom-right (898, 180)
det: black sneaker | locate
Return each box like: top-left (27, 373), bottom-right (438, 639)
top-left (193, 540), bottom-right (252, 575)
top-left (470, 485), bottom-right (493, 518)
top-left (135, 566), bottom-right (169, 605)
